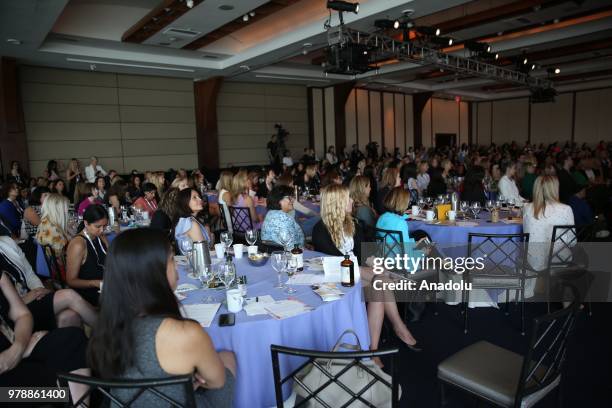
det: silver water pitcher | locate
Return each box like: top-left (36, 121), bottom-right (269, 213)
top-left (193, 240), bottom-right (212, 270)
top-left (107, 206), bottom-right (117, 226)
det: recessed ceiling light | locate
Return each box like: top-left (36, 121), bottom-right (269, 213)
top-left (303, 42), bottom-right (312, 48)
top-left (554, 68), bottom-right (561, 74)
top-left (218, 5), bottom-right (234, 11)
top-left (242, 14), bottom-right (249, 22)
top-left (240, 65), bottom-right (250, 70)
top-left (249, 11), bottom-right (255, 17)
top-left (6, 38), bottom-right (21, 45)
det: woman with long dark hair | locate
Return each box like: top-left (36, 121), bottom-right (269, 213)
top-left (173, 188), bottom-right (212, 251)
top-left (47, 160), bottom-right (60, 181)
top-left (88, 229), bottom-right (235, 407)
top-left (461, 166), bottom-right (488, 205)
top-left (65, 205), bottom-right (109, 306)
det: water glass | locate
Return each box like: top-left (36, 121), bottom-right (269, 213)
top-left (245, 229), bottom-right (258, 246)
top-left (285, 256), bottom-right (297, 295)
top-left (460, 201), bottom-right (470, 218)
top-left (278, 230), bottom-right (291, 252)
top-left (471, 202), bottom-right (481, 219)
top-left (485, 200), bottom-right (494, 212)
top-left (271, 251), bottom-right (288, 289)
top-left (221, 231), bottom-right (233, 251)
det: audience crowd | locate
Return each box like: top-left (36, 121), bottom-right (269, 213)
top-left (0, 139), bottom-right (610, 404)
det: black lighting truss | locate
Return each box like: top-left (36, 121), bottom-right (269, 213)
top-left (326, 25), bottom-right (553, 89)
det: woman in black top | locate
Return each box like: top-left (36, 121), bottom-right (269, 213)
top-left (461, 166), bottom-right (488, 205)
top-left (0, 272), bottom-right (89, 402)
top-left (150, 187), bottom-right (179, 236)
top-left (66, 205), bottom-right (108, 306)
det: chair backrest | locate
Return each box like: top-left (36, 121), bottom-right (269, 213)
top-left (270, 344), bottom-right (400, 408)
top-left (374, 228), bottom-right (404, 261)
top-left (259, 239), bottom-right (284, 253)
top-left (41, 244), bottom-right (65, 284)
top-left (467, 232), bottom-right (529, 277)
top-left (548, 224), bottom-right (593, 269)
top-left (514, 285), bottom-right (580, 407)
top-left (229, 206), bottom-right (253, 234)
top-left (218, 202), bottom-right (231, 233)
top-left (57, 372), bottom-right (196, 408)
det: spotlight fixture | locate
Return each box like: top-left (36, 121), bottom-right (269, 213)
top-left (327, 1), bottom-right (359, 13)
top-left (523, 57), bottom-right (528, 65)
top-left (374, 19), bottom-right (397, 29)
top-left (6, 38), bottom-right (21, 45)
top-left (555, 68), bottom-right (561, 74)
top-left (186, 0), bottom-right (194, 8)
top-left (249, 11), bottom-right (255, 17)
top-left (531, 64), bottom-right (536, 70)
top-left (464, 40), bottom-right (492, 54)
top-left (242, 14), bottom-right (249, 22)
top-left (416, 26), bottom-right (440, 36)
top-left (448, 38), bottom-right (453, 46)
top-left (430, 36), bottom-right (454, 47)
top-left (495, 53), bottom-right (499, 60)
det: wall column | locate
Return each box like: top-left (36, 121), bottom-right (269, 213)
top-left (412, 92), bottom-right (433, 148)
top-left (194, 77), bottom-right (223, 170)
top-left (332, 81), bottom-right (355, 155)
top-left (0, 57), bottom-right (28, 176)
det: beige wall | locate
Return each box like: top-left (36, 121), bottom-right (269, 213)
top-left (474, 87), bottom-right (612, 146)
top-left (419, 98), bottom-right (468, 147)
top-left (21, 66), bottom-right (197, 176)
top-left (217, 82), bottom-right (309, 167)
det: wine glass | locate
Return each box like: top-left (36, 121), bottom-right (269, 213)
top-left (485, 200), bottom-right (494, 213)
top-left (507, 197), bottom-right (516, 208)
top-left (179, 238), bottom-right (195, 276)
top-left (425, 197), bottom-right (433, 208)
top-left (417, 197), bottom-right (425, 212)
top-left (460, 201), bottom-right (470, 219)
top-left (278, 229), bottom-right (291, 252)
top-left (198, 264), bottom-right (215, 303)
top-left (471, 202), bottom-right (481, 219)
top-left (245, 229), bottom-right (258, 247)
top-left (220, 231), bottom-right (233, 252)
top-left (271, 251), bottom-right (288, 289)
top-left (498, 194), bottom-right (506, 207)
top-left (285, 256), bottom-right (297, 294)
top-left (218, 262), bottom-right (235, 291)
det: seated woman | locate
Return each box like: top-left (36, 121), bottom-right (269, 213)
top-left (312, 184), bottom-right (419, 365)
top-left (461, 165), bottom-right (488, 205)
top-left (523, 175), bottom-right (575, 271)
top-left (261, 186), bottom-right (305, 248)
top-left (0, 182), bottom-right (24, 237)
top-left (0, 272), bottom-right (90, 402)
top-left (499, 160), bottom-right (526, 204)
top-left (1, 233), bottom-right (97, 331)
top-left (426, 168), bottom-right (447, 197)
top-left (128, 174), bottom-right (143, 199)
top-left (66, 205), bottom-right (109, 306)
top-left (23, 186), bottom-right (50, 238)
top-left (150, 188), bottom-right (179, 235)
top-left (216, 170), bottom-right (234, 232)
top-left (88, 229), bottom-right (235, 407)
top-left (349, 175), bottom-right (377, 234)
top-left (257, 168), bottom-right (276, 199)
top-left (174, 188), bottom-right (212, 250)
top-left (230, 170), bottom-right (262, 230)
top-left (132, 182), bottom-right (158, 218)
top-left (375, 167), bottom-right (401, 215)
top-left (95, 176), bottom-right (107, 202)
top-left (171, 177), bottom-right (190, 191)
top-left (36, 193), bottom-right (71, 277)
top-left (76, 183), bottom-right (102, 216)
top-left (106, 179), bottom-right (130, 213)
top-left (52, 178), bottom-right (69, 199)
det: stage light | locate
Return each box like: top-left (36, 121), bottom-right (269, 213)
top-left (416, 26), bottom-right (439, 36)
top-left (374, 19), bottom-right (397, 29)
top-left (495, 53), bottom-right (499, 60)
top-left (448, 38), bottom-right (453, 46)
top-left (531, 64), bottom-right (536, 70)
top-left (435, 28), bottom-right (441, 36)
top-left (393, 20), bottom-right (400, 29)
top-left (523, 58), bottom-right (528, 65)
top-left (465, 40), bottom-right (492, 54)
top-left (555, 68), bottom-right (561, 74)
top-left (242, 14), bottom-right (249, 22)
top-left (327, 1), bottom-right (359, 13)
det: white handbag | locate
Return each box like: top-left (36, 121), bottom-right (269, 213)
top-left (293, 330), bottom-right (401, 408)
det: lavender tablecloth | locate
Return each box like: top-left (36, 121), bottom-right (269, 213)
top-left (178, 251), bottom-right (369, 408)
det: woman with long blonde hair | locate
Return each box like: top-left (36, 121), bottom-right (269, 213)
top-left (149, 172), bottom-right (166, 195)
top-left (230, 170), bottom-right (262, 228)
top-left (36, 193), bottom-right (70, 268)
top-left (523, 175), bottom-right (575, 271)
top-left (312, 184), bottom-right (421, 366)
top-left (217, 170), bottom-right (234, 232)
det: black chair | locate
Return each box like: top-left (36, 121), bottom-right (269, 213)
top-left (546, 224), bottom-right (594, 314)
top-left (57, 372), bottom-right (196, 407)
top-left (259, 239), bottom-right (284, 253)
top-left (270, 344), bottom-right (400, 408)
top-left (438, 284), bottom-right (580, 408)
top-left (465, 233), bottom-right (531, 335)
top-left (373, 228), bottom-right (404, 261)
top-left (228, 206), bottom-right (253, 242)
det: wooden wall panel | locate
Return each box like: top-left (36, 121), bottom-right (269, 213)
top-left (531, 93), bottom-right (572, 144)
top-left (394, 94), bottom-right (404, 152)
top-left (345, 90), bottom-right (357, 150)
top-left (383, 93), bottom-right (394, 151)
top-left (404, 95), bottom-right (414, 151)
top-left (324, 87), bottom-right (335, 152)
top-left (311, 88), bottom-right (325, 160)
top-left (356, 89), bottom-right (369, 152)
top-left (491, 98), bottom-right (529, 144)
top-left (421, 99), bottom-right (432, 147)
top-left (369, 91), bottom-right (382, 147)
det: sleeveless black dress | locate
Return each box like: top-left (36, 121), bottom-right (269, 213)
top-left (75, 234), bottom-right (106, 306)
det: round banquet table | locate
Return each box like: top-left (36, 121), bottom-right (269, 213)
top-left (407, 211), bottom-right (526, 306)
top-left (178, 251), bottom-right (370, 408)
top-left (407, 211), bottom-right (523, 246)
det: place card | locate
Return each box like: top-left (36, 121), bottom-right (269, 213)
top-left (244, 295), bottom-right (275, 316)
top-left (287, 274), bottom-right (326, 285)
top-left (313, 283), bottom-right (344, 302)
top-left (181, 303), bottom-right (221, 327)
top-left (264, 300), bottom-right (313, 320)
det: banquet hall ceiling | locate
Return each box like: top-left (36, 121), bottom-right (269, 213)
top-left (1, 0), bottom-right (611, 100)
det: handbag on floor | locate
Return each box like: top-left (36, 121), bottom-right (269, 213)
top-left (294, 329), bottom-right (401, 408)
